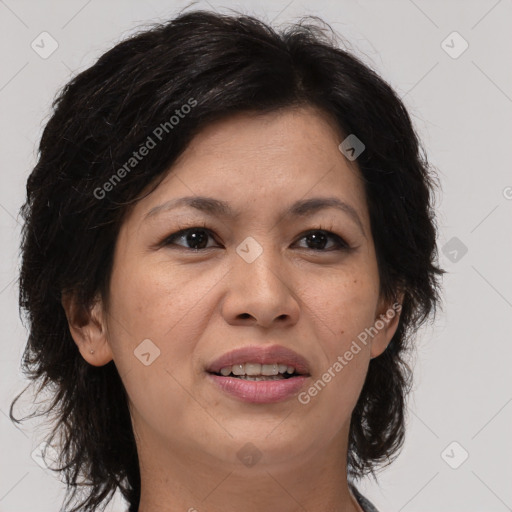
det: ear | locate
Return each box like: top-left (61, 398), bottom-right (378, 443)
top-left (369, 292), bottom-right (404, 359)
top-left (61, 290), bottom-right (114, 366)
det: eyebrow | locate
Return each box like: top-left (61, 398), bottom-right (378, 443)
top-left (145, 195), bottom-right (366, 236)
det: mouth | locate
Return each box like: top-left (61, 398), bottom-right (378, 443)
top-left (204, 344), bottom-right (311, 403)
top-left (208, 362), bottom-right (305, 381)
top-left (205, 344), bottom-right (311, 378)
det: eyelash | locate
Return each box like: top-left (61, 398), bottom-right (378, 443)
top-left (161, 222), bottom-right (352, 252)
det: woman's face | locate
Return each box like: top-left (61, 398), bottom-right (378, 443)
top-left (78, 106), bottom-right (400, 472)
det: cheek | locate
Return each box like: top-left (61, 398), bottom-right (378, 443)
top-left (108, 257), bottom-right (203, 340)
top-left (104, 261), bottom-right (210, 437)
top-left (105, 256), bottom-right (219, 386)
top-left (337, 278), bottom-right (379, 339)
top-left (298, 266), bottom-right (379, 345)
top-left (295, 266), bottom-right (378, 412)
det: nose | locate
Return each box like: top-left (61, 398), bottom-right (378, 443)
top-left (221, 244), bottom-right (300, 329)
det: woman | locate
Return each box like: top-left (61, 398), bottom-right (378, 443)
top-left (11, 10), bottom-right (444, 512)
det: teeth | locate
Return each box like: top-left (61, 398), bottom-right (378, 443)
top-left (232, 364), bottom-right (245, 376)
top-left (237, 375), bottom-right (285, 381)
top-left (218, 362), bottom-right (297, 377)
top-left (245, 363), bottom-right (263, 376)
top-left (262, 364), bottom-right (279, 375)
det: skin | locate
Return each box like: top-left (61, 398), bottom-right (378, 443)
top-left (63, 105), bottom-right (402, 512)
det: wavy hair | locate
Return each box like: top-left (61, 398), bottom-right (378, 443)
top-left (10, 9), bottom-right (444, 512)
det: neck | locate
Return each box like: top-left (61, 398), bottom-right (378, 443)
top-left (134, 425), bottom-right (361, 512)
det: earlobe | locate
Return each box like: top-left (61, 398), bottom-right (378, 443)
top-left (370, 293), bottom-right (404, 359)
top-left (61, 290), bottom-right (114, 367)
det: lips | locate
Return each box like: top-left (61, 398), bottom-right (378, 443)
top-left (205, 344), bottom-right (311, 376)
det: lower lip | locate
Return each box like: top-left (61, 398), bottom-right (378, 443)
top-left (207, 373), bottom-right (309, 403)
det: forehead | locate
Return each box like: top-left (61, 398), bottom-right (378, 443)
top-left (185, 105), bottom-right (344, 157)
top-left (129, 106), bottom-right (368, 225)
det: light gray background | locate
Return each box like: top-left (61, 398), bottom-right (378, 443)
top-left (1, 1), bottom-right (511, 511)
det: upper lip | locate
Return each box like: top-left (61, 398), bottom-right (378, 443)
top-left (206, 344), bottom-right (311, 375)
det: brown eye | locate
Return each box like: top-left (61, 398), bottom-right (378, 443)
top-left (163, 227), bottom-right (218, 250)
top-left (295, 230), bottom-right (350, 251)
top-left (161, 226), bottom-right (351, 253)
